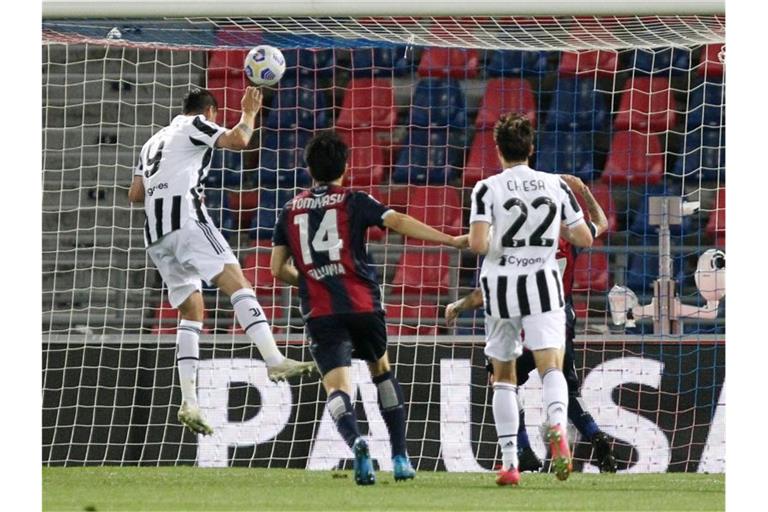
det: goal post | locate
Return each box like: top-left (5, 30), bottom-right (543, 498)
top-left (42, 4), bottom-right (725, 472)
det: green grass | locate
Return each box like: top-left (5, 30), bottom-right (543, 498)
top-left (42, 467), bottom-right (724, 512)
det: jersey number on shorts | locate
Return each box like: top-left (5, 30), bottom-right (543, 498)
top-left (294, 210), bottom-right (343, 265)
top-left (501, 196), bottom-right (557, 248)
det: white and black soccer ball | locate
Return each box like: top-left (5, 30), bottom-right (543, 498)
top-left (244, 45), bottom-right (286, 86)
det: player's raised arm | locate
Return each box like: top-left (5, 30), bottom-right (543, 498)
top-left (560, 174), bottom-right (608, 238)
top-left (215, 87), bottom-right (263, 150)
top-left (382, 212), bottom-right (468, 249)
top-left (558, 178), bottom-right (593, 248)
top-left (445, 288), bottom-right (484, 326)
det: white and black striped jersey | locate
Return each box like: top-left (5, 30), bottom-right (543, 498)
top-left (133, 114), bottom-right (227, 246)
top-left (470, 164), bottom-right (586, 318)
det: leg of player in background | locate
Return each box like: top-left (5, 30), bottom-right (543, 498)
top-left (214, 264), bottom-right (315, 381)
top-left (175, 291), bottom-right (213, 435)
top-left (490, 358), bottom-right (521, 486)
top-left (368, 354), bottom-right (415, 481)
top-left (533, 347), bottom-right (572, 481)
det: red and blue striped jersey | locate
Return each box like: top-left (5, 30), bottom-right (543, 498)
top-left (272, 185), bottom-right (393, 320)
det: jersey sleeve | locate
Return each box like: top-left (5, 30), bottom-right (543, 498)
top-left (469, 181), bottom-right (493, 224)
top-left (272, 205), bottom-right (290, 247)
top-left (188, 115), bottom-right (227, 147)
top-left (133, 147), bottom-right (145, 176)
top-left (352, 191), bottom-right (394, 228)
top-left (558, 178), bottom-right (586, 228)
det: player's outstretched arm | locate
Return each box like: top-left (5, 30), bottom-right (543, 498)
top-left (560, 174), bottom-right (608, 237)
top-left (445, 288), bottom-right (484, 326)
top-left (216, 87), bottom-right (263, 150)
top-left (270, 245), bottom-right (300, 287)
top-left (382, 212), bottom-right (468, 249)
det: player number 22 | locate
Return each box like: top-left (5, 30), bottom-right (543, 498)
top-left (294, 210), bottom-right (343, 265)
top-left (501, 196), bottom-right (557, 248)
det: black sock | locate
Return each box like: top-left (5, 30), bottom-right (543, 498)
top-left (327, 390), bottom-right (360, 449)
top-left (568, 394), bottom-right (600, 439)
top-left (517, 409), bottom-right (532, 451)
top-left (373, 371), bottom-right (408, 458)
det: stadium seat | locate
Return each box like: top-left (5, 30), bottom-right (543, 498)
top-left (259, 129), bottom-right (313, 189)
top-left (601, 131), bottom-right (664, 186)
top-left (249, 189), bottom-right (295, 240)
top-left (385, 302), bottom-right (440, 336)
top-left (705, 187), bottom-right (725, 247)
top-left (391, 127), bottom-right (462, 185)
top-left (625, 47), bottom-right (692, 75)
top-left (406, 186), bottom-right (463, 238)
top-left (281, 48), bottom-right (335, 82)
top-left (628, 188), bottom-right (691, 238)
top-left (535, 131), bottom-right (596, 181)
top-left (206, 74), bottom-right (247, 128)
top-left (264, 79), bottom-right (330, 130)
top-left (485, 50), bottom-right (552, 77)
top-left (626, 251), bottom-right (685, 292)
top-left (336, 78), bottom-right (397, 130)
top-left (672, 126), bottom-right (725, 182)
top-left (543, 77), bottom-right (609, 132)
top-left (409, 78), bottom-right (468, 129)
top-left (558, 50), bottom-right (618, 77)
top-left (699, 44), bottom-right (724, 78)
top-left (391, 249), bottom-right (452, 295)
top-left (572, 242), bottom-right (610, 292)
top-left (574, 182), bottom-right (618, 233)
top-left (463, 129), bottom-right (501, 187)
top-left (203, 189), bottom-right (236, 240)
top-left (613, 77), bottom-right (677, 133)
top-left (207, 49), bottom-right (249, 78)
top-left (228, 190), bottom-right (259, 232)
top-left (475, 78), bottom-right (537, 129)
top-left (209, 148), bottom-right (243, 187)
top-left (151, 301), bottom-right (178, 334)
top-left (338, 129), bottom-right (387, 188)
top-left (242, 242), bottom-right (279, 293)
top-left (417, 47), bottom-right (480, 79)
top-left (685, 80), bottom-right (724, 129)
top-left (349, 46), bottom-right (413, 77)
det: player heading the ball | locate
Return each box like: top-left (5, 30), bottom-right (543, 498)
top-left (128, 87), bottom-right (316, 436)
top-left (271, 131), bottom-right (468, 485)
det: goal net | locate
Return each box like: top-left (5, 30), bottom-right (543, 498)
top-left (42, 11), bottom-right (725, 472)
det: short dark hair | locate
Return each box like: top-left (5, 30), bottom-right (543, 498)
top-left (493, 113), bottom-right (534, 163)
top-left (182, 88), bottom-right (218, 115)
top-left (304, 131), bottom-right (349, 183)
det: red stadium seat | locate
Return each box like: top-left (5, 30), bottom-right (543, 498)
top-left (336, 78), bottom-right (397, 130)
top-left (418, 47), bottom-right (480, 79)
top-left (699, 44), bottom-right (725, 78)
top-left (705, 187), bottom-right (725, 247)
top-left (475, 78), bottom-right (537, 129)
top-left (613, 77), bottom-right (677, 133)
top-left (339, 130), bottom-right (387, 189)
top-left (206, 75), bottom-right (247, 128)
top-left (558, 50), bottom-right (618, 77)
top-left (573, 242), bottom-right (610, 292)
top-left (151, 301), bottom-right (178, 334)
top-left (391, 248), bottom-right (452, 295)
top-left (228, 191), bottom-right (259, 231)
top-left (385, 303), bottom-right (440, 336)
top-left (574, 182), bottom-right (618, 233)
top-left (463, 129), bottom-right (500, 188)
top-left (406, 186), bottom-right (463, 239)
top-left (242, 242), bottom-right (278, 293)
top-left (208, 49), bottom-right (250, 78)
top-left (601, 131), bottom-right (664, 186)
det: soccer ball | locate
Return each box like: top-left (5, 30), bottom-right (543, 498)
top-left (244, 45), bottom-right (286, 86)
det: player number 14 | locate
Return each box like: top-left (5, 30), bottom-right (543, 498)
top-left (294, 210), bottom-right (343, 265)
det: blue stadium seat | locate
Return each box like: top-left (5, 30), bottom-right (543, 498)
top-left (628, 188), bottom-right (691, 238)
top-left (209, 148), bottom-right (243, 188)
top-left (626, 47), bottom-right (692, 75)
top-left (534, 131), bottom-right (595, 181)
top-left (686, 80), bottom-right (724, 129)
top-left (544, 77), bottom-right (609, 131)
top-left (203, 189), bottom-right (236, 240)
top-left (391, 128), bottom-right (462, 185)
top-left (350, 46), bottom-right (413, 77)
top-left (672, 127), bottom-right (725, 182)
top-left (264, 79), bottom-right (330, 130)
top-left (281, 48), bottom-right (335, 80)
top-left (485, 50), bottom-right (553, 77)
top-left (249, 189), bottom-right (296, 240)
top-left (409, 78), bottom-right (468, 129)
top-left (259, 129), bottom-right (313, 189)
top-left (625, 251), bottom-right (685, 292)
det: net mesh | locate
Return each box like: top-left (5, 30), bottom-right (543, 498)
top-left (42, 15), bottom-right (725, 472)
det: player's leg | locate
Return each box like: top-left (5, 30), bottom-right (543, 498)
top-left (513, 351), bottom-right (543, 472)
top-left (526, 309), bottom-right (572, 481)
top-left (484, 315), bottom-right (523, 486)
top-left (308, 315), bottom-right (374, 486)
top-left (354, 312), bottom-right (414, 481)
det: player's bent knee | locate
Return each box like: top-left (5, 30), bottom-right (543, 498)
top-left (178, 292), bottom-right (204, 322)
top-left (367, 354), bottom-right (391, 377)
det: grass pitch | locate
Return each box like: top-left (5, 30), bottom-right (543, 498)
top-left (43, 467), bottom-right (724, 511)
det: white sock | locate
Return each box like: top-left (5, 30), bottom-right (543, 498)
top-left (177, 319), bottom-right (202, 407)
top-left (493, 382), bottom-right (519, 470)
top-left (542, 368), bottom-right (569, 429)
top-left (231, 288), bottom-right (285, 367)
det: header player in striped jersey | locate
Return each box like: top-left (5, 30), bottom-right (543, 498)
top-left (446, 174), bottom-right (618, 474)
top-left (271, 131), bottom-right (467, 485)
top-left (467, 113), bottom-right (594, 485)
top-left (128, 87), bottom-right (315, 436)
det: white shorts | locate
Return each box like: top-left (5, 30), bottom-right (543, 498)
top-left (147, 220), bottom-right (238, 308)
top-left (484, 309), bottom-right (566, 362)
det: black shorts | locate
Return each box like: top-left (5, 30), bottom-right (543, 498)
top-left (305, 311), bottom-right (388, 376)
